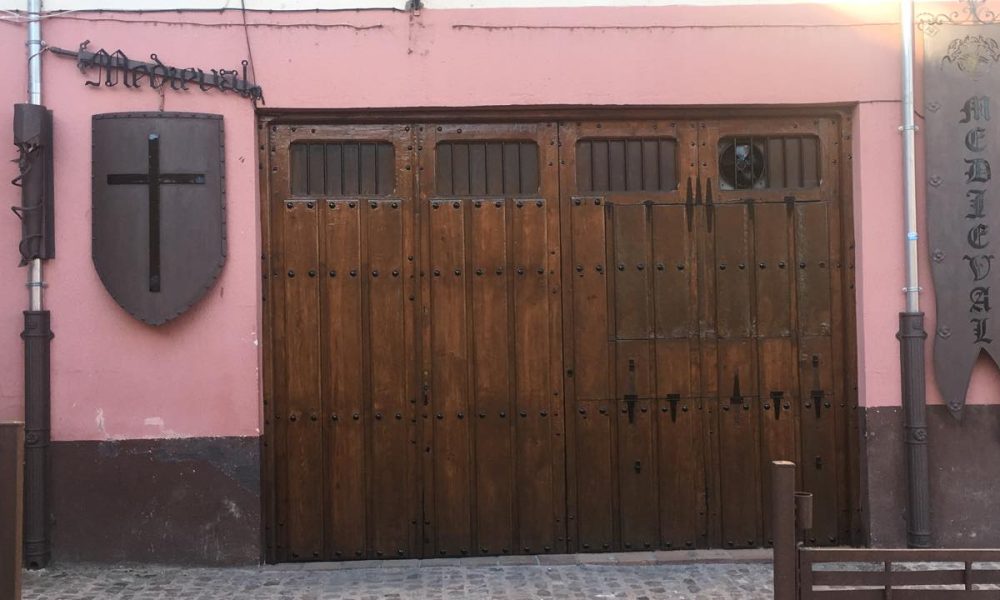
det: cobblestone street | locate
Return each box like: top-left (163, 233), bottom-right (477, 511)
top-left (23, 551), bottom-right (774, 599)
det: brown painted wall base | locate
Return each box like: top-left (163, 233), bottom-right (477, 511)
top-left (864, 406), bottom-right (1000, 548)
top-left (50, 437), bottom-right (261, 565)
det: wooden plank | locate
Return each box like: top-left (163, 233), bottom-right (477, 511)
top-left (503, 143), bottom-right (521, 195)
top-left (576, 141), bottom-right (593, 193)
top-left (616, 340), bottom-right (659, 551)
top-left (713, 205), bottom-right (752, 339)
top-left (659, 139), bottom-right (677, 191)
top-left (486, 143), bottom-right (504, 196)
top-left (642, 140), bottom-right (659, 191)
top-left (279, 200), bottom-right (323, 560)
top-left (453, 143), bottom-right (470, 196)
top-left (569, 199), bottom-right (613, 551)
top-left (429, 198), bottom-right (473, 556)
top-left (808, 591), bottom-right (1000, 600)
top-left (469, 199), bottom-right (514, 556)
top-left (308, 144), bottom-right (325, 195)
top-left (811, 568), bottom-right (1000, 587)
top-left (0, 422), bottom-right (23, 600)
top-left (260, 122), bottom-right (278, 562)
top-left (754, 203), bottom-right (792, 337)
top-left (325, 143), bottom-right (343, 196)
top-left (436, 143), bottom-right (454, 197)
top-left (801, 136), bottom-right (819, 188)
top-left (520, 142), bottom-right (540, 195)
top-left (343, 143), bottom-right (360, 196)
top-left (796, 203), bottom-right (832, 337)
top-left (290, 144), bottom-right (308, 196)
top-left (652, 205), bottom-right (693, 339)
top-left (752, 201), bottom-right (796, 547)
top-left (784, 137), bottom-right (802, 189)
top-left (322, 199), bottom-right (367, 560)
top-left (626, 140), bottom-right (643, 191)
top-left (757, 337), bottom-right (797, 546)
top-left (613, 204), bottom-right (652, 340)
top-left (513, 198), bottom-right (556, 553)
top-left (799, 335), bottom-right (840, 546)
top-left (711, 201), bottom-right (759, 548)
top-left (609, 140), bottom-right (627, 191)
top-left (654, 355), bottom-right (706, 550)
top-left (802, 547), bottom-right (1000, 562)
top-left (366, 199), bottom-right (413, 558)
top-left (376, 143), bottom-right (394, 195)
top-left (592, 141), bottom-right (610, 192)
top-left (469, 143), bottom-right (487, 197)
top-left (715, 338), bottom-right (761, 549)
top-left (360, 143), bottom-right (377, 195)
top-left (767, 138), bottom-right (785, 189)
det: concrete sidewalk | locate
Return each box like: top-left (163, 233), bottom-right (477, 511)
top-left (23, 550), bottom-right (774, 599)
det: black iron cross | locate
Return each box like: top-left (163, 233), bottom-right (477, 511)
top-left (107, 133), bottom-right (205, 292)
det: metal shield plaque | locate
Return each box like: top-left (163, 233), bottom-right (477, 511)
top-left (92, 112), bottom-right (225, 325)
top-left (925, 24), bottom-right (1000, 418)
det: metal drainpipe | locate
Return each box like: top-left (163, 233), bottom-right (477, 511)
top-left (897, 0), bottom-right (931, 549)
top-left (23, 0), bottom-right (52, 568)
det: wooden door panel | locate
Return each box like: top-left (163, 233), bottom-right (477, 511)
top-left (566, 198), bottom-right (614, 552)
top-left (715, 339), bottom-right (761, 549)
top-left (469, 201), bottom-right (515, 556)
top-left (712, 205), bottom-right (753, 339)
top-left (322, 200), bottom-right (366, 560)
top-left (754, 203), bottom-right (793, 338)
top-left (512, 198), bottom-right (560, 554)
top-left (796, 203), bottom-right (833, 337)
top-left (613, 204), bottom-right (653, 340)
top-left (752, 202), bottom-right (798, 546)
top-left (757, 336), bottom-right (798, 546)
top-left (657, 395), bottom-right (707, 550)
top-left (427, 199), bottom-right (473, 557)
top-left (574, 401), bottom-right (615, 552)
top-left (267, 116), bottom-right (853, 561)
top-left (367, 199), bottom-right (417, 559)
top-left (615, 340), bottom-right (658, 551)
top-left (799, 335), bottom-right (839, 546)
top-left (420, 123), bottom-right (563, 559)
top-left (278, 201), bottom-right (323, 560)
top-left (652, 205), bottom-right (695, 339)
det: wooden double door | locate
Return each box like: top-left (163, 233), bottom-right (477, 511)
top-left (263, 116), bottom-right (855, 562)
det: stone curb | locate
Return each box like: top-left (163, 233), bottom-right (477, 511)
top-left (262, 549), bottom-right (773, 571)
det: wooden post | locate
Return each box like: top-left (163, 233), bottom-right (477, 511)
top-left (772, 460), bottom-right (797, 600)
top-left (1, 422), bottom-right (25, 600)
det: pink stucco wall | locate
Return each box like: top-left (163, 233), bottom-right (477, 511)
top-left (0, 2), bottom-right (979, 441)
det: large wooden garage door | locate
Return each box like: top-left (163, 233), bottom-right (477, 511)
top-left (263, 116), bottom-right (854, 562)
top-left (560, 118), bottom-right (850, 552)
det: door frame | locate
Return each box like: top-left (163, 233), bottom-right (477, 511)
top-left (258, 106), bottom-right (860, 563)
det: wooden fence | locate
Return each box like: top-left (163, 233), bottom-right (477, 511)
top-left (772, 461), bottom-right (1000, 599)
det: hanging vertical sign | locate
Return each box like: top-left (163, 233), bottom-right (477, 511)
top-left (924, 14), bottom-right (1000, 418)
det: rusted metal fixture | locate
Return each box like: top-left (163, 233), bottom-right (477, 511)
top-left (21, 312), bottom-right (51, 569)
top-left (1, 423), bottom-right (24, 600)
top-left (17, 0), bottom-right (53, 570)
top-left (899, 313), bottom-right (931, 548)
top-left (899, 0), bottom-right (931, 549)
top-left (50, 41), bottom-right (264, 105)
top-left (12, 104), bottom-right (54, 265)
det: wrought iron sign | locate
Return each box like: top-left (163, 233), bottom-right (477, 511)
top-left (50, 41), bottom-right (264, 104)
top-left (922, 2), bottom-right (1000, 418)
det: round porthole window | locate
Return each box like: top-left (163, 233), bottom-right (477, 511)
top-left (719, 141), bottom-right (766, 190)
